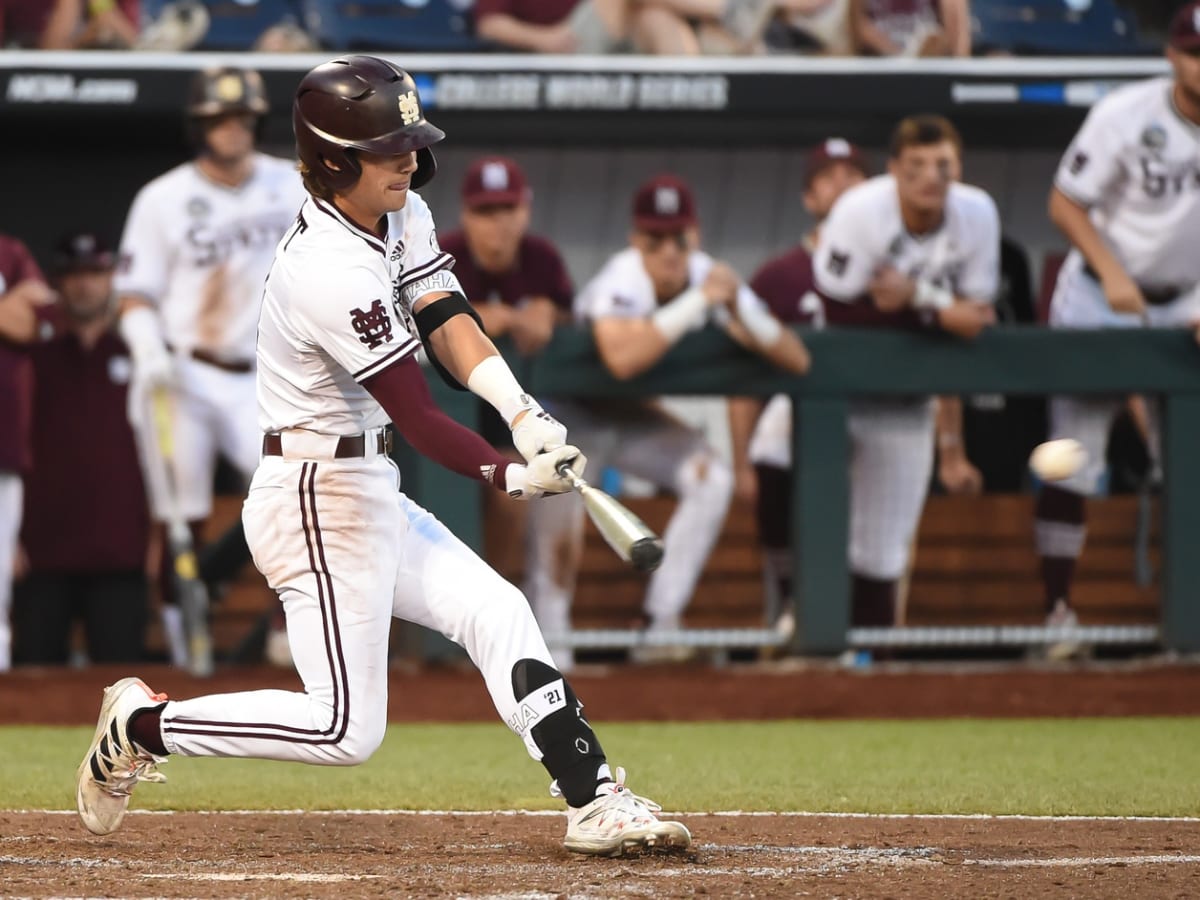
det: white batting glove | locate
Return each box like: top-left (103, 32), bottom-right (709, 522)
top-left (504, 446), bottom-right (587, 500)
top-left (510, 403), bottom-right (568, 463)
top-left (119, 305), bottom-right (176, 389)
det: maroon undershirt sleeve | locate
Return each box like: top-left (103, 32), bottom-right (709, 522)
top-left (362, 354), bottom-right (512, 491)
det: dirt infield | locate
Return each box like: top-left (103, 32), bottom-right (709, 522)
top-left (3, 660), bottom-right (1200, 724)
top-left (4, 662), bottom-right (1199, 898)
top-left (3, 811), bottom-right (1199, 899)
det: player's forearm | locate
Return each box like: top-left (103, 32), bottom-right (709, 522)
top-left (426, 311), bottom-right (503, 386)
top-left (1048, 187), bottom-right (1127, 284)
top-left (823, 295), bottom-right (931, 331)
top-left (364, 356), bottom-right (510, 490)
top-left (39, 0), bottom-right (82, 48)
top-left (728, 396), bottom-right (766, 474)
top-left (753, 327), bottom-right (811, 375)
top-left (935, 395), bottom-right (965, 452)
top-left (591, 318), bottom-right (674, 380)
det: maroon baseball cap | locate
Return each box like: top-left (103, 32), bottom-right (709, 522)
top-left (804, 138), bottom-right (869, 188)
top-left (52, 231), bottom-right (115, 274)
top-left (1170, 1), bottom-right (1200, 51)
top-left (461, 156), bottom-right (530, 208)
top-left (632, 174), bottom-right (697, 232)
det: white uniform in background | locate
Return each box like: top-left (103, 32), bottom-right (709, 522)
top-left (158, 191), bottom-right (560, 764)
top-left (116, 152), bottom-right (304, 520)
top-left (1046, 76), bottom-right (1200, 498)
top-left (527, 247), bottom-right (748, 668)
top-left (814, 174), bottom-right (1000, 581)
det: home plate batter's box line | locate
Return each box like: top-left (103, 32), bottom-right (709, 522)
top-left (17, 809), bottom-right (1200, 822)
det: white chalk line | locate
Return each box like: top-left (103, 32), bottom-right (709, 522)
top-left (9, 809), bottom-right (1200, 822)
top-left (140, 873), bottom-right (382, 883)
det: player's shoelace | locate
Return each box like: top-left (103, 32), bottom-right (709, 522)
top-left (90, 738), bottom-right (167, 799)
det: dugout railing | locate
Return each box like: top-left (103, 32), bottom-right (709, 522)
top-left (403, 325), bottom-right (1200, 656)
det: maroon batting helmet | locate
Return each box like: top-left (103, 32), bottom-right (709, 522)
top-left (187, 67), bottom-right (269, 119)
top-left (293, 55), bottom-right (444, 194)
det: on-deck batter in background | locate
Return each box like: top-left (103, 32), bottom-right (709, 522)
top-left (114, 66), bottom-right (305, 667)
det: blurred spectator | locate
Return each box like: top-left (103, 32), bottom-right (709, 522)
top-left (526, 174), bottom-right (809, 669)
top-left (438, 156), bottom-right (575, 584)
top-left (0, 0), bottom-right (141, 49)
top-left (0, 234), bottom-right (54, 672)
top-left (850, 0), bottom-right (969, 56)
top-left (473, 0), bottom-right (784, 55)
top-left (730, 138), bottom-right (868, 638)
top-left (136, 0), bottom-right (207, 50)
top-left (766, 0), bottom-right (853, 54)
top-left (12, 233), bottom-right (150, 666)
top-left (253, 18), bottom-right (315, 51)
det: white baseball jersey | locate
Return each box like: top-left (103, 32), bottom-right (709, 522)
top-left (1055, 77), bottom-right (1200, 288)
top-left (116, 153), bottom-right (305, 361)
top-left (814, 175), bottom-right (1000, 305)
top-left (256, 191), bottom-right (460, 435)
top-left (575, 247), bottom-right (772, 326)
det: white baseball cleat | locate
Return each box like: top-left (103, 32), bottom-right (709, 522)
top-left (553, 767), bottom-right (692, 857)
top-left (76, 677), bottom-right (169, 836)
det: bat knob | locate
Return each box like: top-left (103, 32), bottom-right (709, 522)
top-left (630, 538), bottom-right (664, 573)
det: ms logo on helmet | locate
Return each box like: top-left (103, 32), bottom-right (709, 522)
top-left (398, 91), bottom-right (420, 125)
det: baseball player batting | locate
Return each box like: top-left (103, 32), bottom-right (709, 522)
top-left (813, 115), bottom-right (998, 628)
top-left (527, 174), bottom-right (810, 669)
top-left (77, 55), bottom-right (690, 858)
top-left (1034, 3), bottom-right (1200, 656)
top-left (115, 66), bottom-right (305, 668)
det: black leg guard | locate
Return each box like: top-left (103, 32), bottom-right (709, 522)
top-left (512, 659), bottom-right (608, 808)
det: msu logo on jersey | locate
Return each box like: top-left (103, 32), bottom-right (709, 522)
top-left (350, 299), bottom-right (394, 350)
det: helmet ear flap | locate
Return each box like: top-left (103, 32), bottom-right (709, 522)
top-left (413, 146), bottom-right (437, 190)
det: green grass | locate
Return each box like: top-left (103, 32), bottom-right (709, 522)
top-left (8, 718), bottom-right (1199, 816)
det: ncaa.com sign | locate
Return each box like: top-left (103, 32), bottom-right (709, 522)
top-left (6, 73), bottom-right (138, 104)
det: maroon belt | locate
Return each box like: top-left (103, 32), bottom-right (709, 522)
top-left (168, 344), bottom-right (254, 374)
top-left (262, 430), bottom-right (393, 459)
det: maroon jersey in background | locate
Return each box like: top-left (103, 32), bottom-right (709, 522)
top-left (473, 0), bottom-right (579, 27)
top-left (440, 231), bottom-right (574, 314)
top-left (21, 313), bottom-right (149, 572)
top-left (0, 235), bottom-right (46, 474)
top-left (750, 243), bottom-right (819, 325)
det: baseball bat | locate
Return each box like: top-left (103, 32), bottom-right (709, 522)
top-left (556, 460), bottom-right (664, 573)
top-left (150, 386), bottom-right (214, 678)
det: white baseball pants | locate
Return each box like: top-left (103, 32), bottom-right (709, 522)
top-left (0, 473), bottom-right (21, 671)
top-left (130, 356), bottom-right (260, 522)
top-left (161, 439), bottom-right (557, 764)
top-left (847, 399), bottom-right (936, 581)
top-left (1045, 253), bottom-right (1192, 496)
top-left (526, 400), bottom-right (732, 664)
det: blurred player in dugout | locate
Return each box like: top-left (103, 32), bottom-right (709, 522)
top-left (438, 156), bottom-right (576, 583)
top-left (810, 115), bottom-right (999, 630)
top-left (529, 174), bottom-right (811, 670)
top-left (732, 136), bottom-right (993, 637)
top-left (1035, 3), bottom-right (1200, 655)
top-left (0, 232), bottom-right (54, 672)
top-left (12, 233), bottom-right (151, 665)
top-left (114, 66), bottom-right (303, 666)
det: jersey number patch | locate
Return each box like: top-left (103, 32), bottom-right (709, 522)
top-left (350, 299), bottom-right (394, 350)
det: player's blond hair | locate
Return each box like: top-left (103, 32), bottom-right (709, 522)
top-left (298, 160), bottom-right (336, 202)
top-left (889, 115), bottom-right (963, 158)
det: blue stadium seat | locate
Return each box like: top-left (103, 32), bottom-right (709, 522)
top-left (971, 0), bottom-right (1155, 55)
top-left (300, 0), bottom-right (487, 52)
top-left (141, 0), bottom-right (306, 50)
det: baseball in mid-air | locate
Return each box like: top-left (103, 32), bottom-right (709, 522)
top-left (1029, 439), bottom-right (1088, 482)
